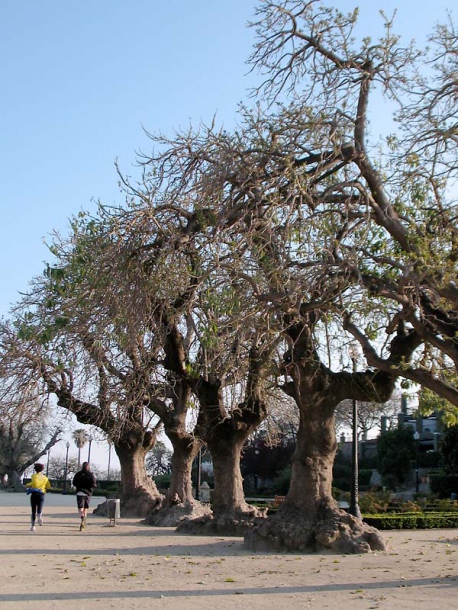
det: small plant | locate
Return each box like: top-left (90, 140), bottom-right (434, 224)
top-left (396, 500), bottom-right (421, 513)
top-left (359, 490), bottom-right (391, 514)
top-left (427, 498), bottom-right (458, 512)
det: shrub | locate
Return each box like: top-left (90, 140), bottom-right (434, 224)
top-left (332, 488), bottom-right (347, 502)
top-left (272, 466), bottom-right (291, 495)
top-left (359, 469), bottom-right (373, 487)
top-left (363, 513), bottom-right (458, 529)
top-left (359, 489), bottom-right (391, 514)
top-left (377, 428), bottom-right (416, 487)
top-left (395, 500), bottom-right (422, 513)
top-left (153, 474), bottom-right (171, 489)
top-left (439, 425), bottom-right (458, 474)
top-left (430, 474), bottom-right (458, 499)
top-left (424, 498), bottom-right (458, 512)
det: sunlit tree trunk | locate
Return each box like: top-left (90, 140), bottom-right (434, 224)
top-left (191, 372), bottom-right (267, 526)
top-left (115, 437), bottom-right (162, 517)
top-left (246, 322), bottom-right (418, 553)
top-left (207, 426), bottom-right (255, 519)
top-left (167, 432), bottom-right (201, 505)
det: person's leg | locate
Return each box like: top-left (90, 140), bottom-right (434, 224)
top-left (77, 495), bottom-right (87, 530)
top-left (37, 494), bottom-right (45, 525)
top-left (80, 496), bottom-right (91, 530)
top-left (84, 495), bottom-right (91, 521)
top-left (30, 494), bottom-right (38, 530)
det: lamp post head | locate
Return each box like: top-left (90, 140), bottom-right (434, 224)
top-left (413, 431), bottom-right (420, 441)
top-left (66, 441), bottom-right (70, 449)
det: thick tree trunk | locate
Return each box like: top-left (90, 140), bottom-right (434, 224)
top-left (246, 391), bottom-right (386, 554)
top-left (5, 468), bottom-right (23, 490)
top-left (244, 316), bottom-right (411, 554)
top-left (287, 406), bottom-right (337, 517)
top-left (106, 440), bottom-right (162, 517)
top-left (177, 417), bottom-right (267, 535)
top-left (209, 429), bottom-right (256, 519)
top-left (167, 434), bottom-right (199, 504)
top-left (145, 376), bottom-right (213, 525)
top-left (54, 387), bottom-right (163, 518)
top-left (145, 432), bottom-right (212, 526)
top-left (177, 376), bottom-right (267, 535)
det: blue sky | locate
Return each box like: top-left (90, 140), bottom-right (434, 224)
top-left (1, 0), bottom-right (454, 468)
top-left (0, 1), bottom-right (257, 319)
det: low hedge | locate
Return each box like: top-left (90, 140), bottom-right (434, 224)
top-left (363, 512), bottom-right (458, 529)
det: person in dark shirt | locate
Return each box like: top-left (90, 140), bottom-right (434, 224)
top-left (72, 461), bottom-right (96, 531)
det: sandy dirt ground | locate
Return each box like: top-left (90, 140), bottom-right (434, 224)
top-left (0, 492), bottom-right (457, 610)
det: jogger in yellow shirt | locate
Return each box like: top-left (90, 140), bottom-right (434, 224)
top-left (25, 462), bottom-right (51, 531)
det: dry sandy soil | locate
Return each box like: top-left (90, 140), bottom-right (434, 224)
top-left (0, 492), bottom-right (457, 610)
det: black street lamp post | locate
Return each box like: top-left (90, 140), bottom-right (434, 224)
top-left (254, 448), bottom-right (260, 492)
top-left (87, 436), bottom-right (93, 463)
top-left (46, 450), bottom-right (50, 477)
top-left (349, 349), bottom-right (362, 519)
top-left (63, 441), bottom-right (70, 494)
top-left (195, 449), bottom-right (202, 501)
top-left (414, 431), bottom-right (420, 494)
top-left (107, 442), bottom-right (112, 481)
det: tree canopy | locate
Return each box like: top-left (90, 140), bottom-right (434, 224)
top-left (0, 384), bottom-right (60, 488)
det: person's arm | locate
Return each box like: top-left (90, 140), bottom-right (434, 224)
top-left (45, 478), bottom-right (52, 491)
top-left (25, 474), bottom-right (35, 488)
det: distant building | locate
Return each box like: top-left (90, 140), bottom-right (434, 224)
top-left (396, 393), bottom-right (443, 452)
top-left (338, 392), bottom-right (443, 460)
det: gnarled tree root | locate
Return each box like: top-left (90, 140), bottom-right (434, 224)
top-left (245, 508), bottom-right (386, 554)
top-left (144, 501), bottom-right (212, 527)
top-left (94, 488), bottom-right (163, 519)
top-left (177, 506), bottom-right (268, 536)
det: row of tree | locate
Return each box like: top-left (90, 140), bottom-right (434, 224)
top-left (0, 396), bottom-right (103, 488)
top-left (1, 1), bottom-right (458, 552)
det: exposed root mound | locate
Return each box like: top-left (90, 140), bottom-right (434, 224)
top-left (244, 507), bottom-right (386, 554)
top-left (143, 501), bottom-right (212, 527)
top-left (93, 488), bottom-right (163, 519)
top-left (92, 498), bottom-right (110, 516)
top-left (177, 506), bottom-right (268, 537)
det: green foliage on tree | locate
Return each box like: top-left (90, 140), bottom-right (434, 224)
top-left (439, 425), bottom-right (458, 475)
top-left (418, 388), bottom-right (458, 427)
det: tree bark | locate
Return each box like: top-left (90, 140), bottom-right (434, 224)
top-left (113, 439), bottom-right (163, 517)
top-left (4, 468), bottom-right (23, 490)
top-left (178, 375), bottom-right (267, 535)
top-left (167, 433), bottom-right (200, 505)
top-left (245, 319), bottom-right (420, 553)
top-left (145, 430), bottom-right (212, 526)
top-left (246, 383), bottom-right (386, 553)
top-left (287, 402), bottom-right (337, 518)
top-left (208, 422), bottom-right (257, 520)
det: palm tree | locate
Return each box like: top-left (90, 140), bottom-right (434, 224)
top-left (72, 429), bottom-right (89, 470)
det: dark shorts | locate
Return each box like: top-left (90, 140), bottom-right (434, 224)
top-left (76, 494), bottom-right (91, 509)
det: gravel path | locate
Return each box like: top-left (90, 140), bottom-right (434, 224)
top-left (1, 492), bottom-right (457, 610)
